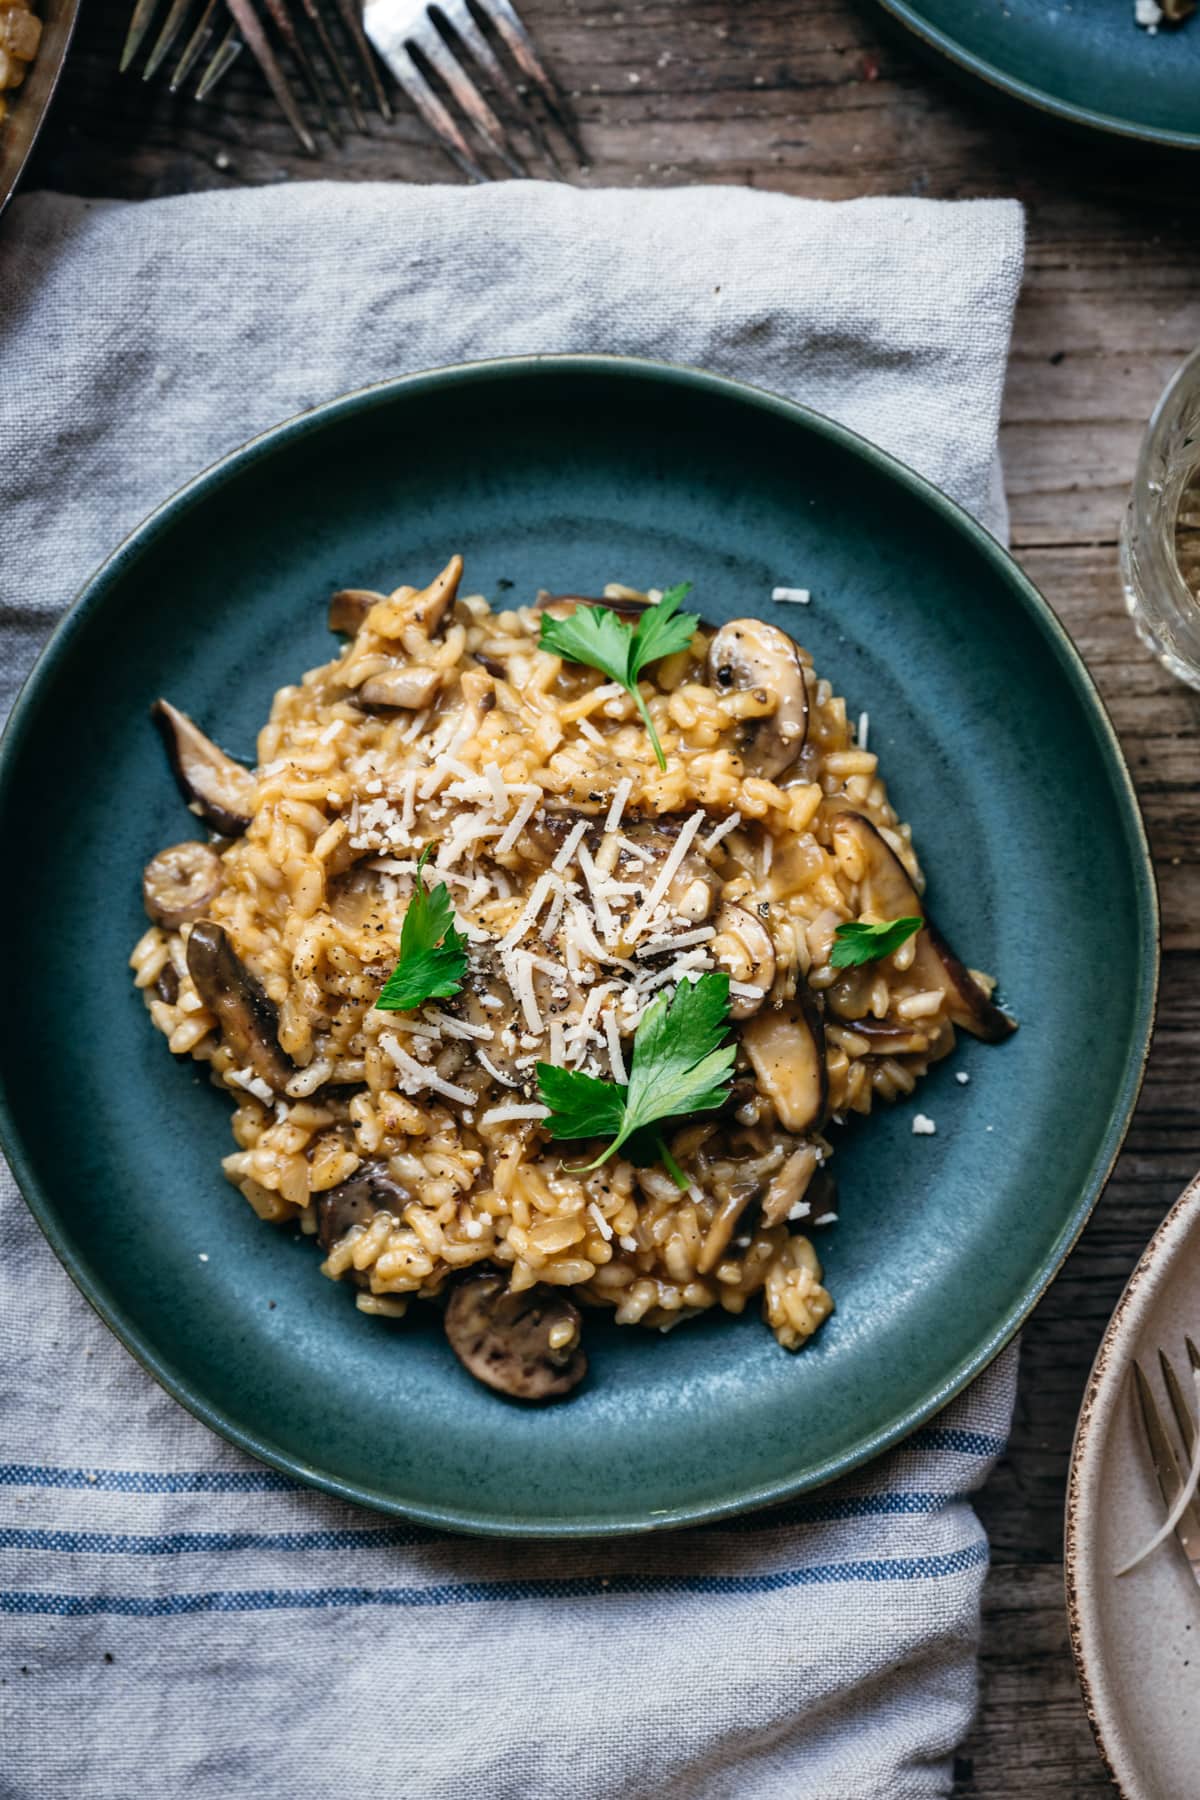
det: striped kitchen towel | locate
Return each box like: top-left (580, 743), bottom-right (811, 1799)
top-left (0, 181), bottom-right (1024, 1800)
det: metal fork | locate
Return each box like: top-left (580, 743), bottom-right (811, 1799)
top-left (120, 0), bottom-right (582, 177)
top-left (1131, 1336), bottom-right (1200, 1581)
top-left (364, 0), bottom-right (585, 181)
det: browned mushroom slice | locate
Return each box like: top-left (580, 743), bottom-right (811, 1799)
top-left (740, 984), bottom-right (828, 1135)
top-left (185, 920), bottom-right (294, 1094)
top-left (830, 812), bottom-right (1016, 1044)
top-left (365, 556), bottom-right (464, 642)
top-left (356, 665), bottom-right (444, 710)
top-left (151, 699), bottom-right (257, 837)
top-left (142, 841), bottom-right (224, 929)
top-left (711, 902), bottom-right (776, 1017)
top-left (328, 588), bottom-right (386, 635)
top-left (617, 817), bottom-right (721, 922)
top-left (805, 1167), bottom-right (839, 1228)
top-left (316, 1160), bottom-right (410, 1252)
top-left (706, 619), bottom-right (809, 780)
top-left (760, 1142), bottom-right (822, 1228)
top-left (444, 1271), bottom-right (587, 1401)
top-left (155, 963), bottom-right (181, 1005)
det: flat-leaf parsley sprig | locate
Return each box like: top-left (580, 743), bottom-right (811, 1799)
top-left (537, 583), bottom-right (700, 770)
top-left (537, 971), bottom-right (736, 1184)
top-left (375, 847), bottom-right (469, 1012)
top-left (830, 916), bottom-right (922, 970)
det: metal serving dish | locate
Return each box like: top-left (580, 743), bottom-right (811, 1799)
top-left (0, 0), bottom-right (80, 220)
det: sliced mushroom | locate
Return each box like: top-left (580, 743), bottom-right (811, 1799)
top-left (805, 1167), bottom-right (839, 1228)
top-left (444, 1271), bottom-right (587, 1401)
top-left (696, 1180), bottom-right (763, 1274)
top-left (356, 665), bottom-right (444, 710)
top-left (760, 1143), bottom-right (822, 1229)
top-left (155, 962), bottom-right (181, 1005)
top-left (617, 817), bottom-right (721, 923)
top-left (365, 555), bottom-right (464, 642)
top-left (830, 813), bottom-right (1016, 1044)
top-left (142, 841), bottom-right (224, 929)
top-left (185, 920), bottom-right (294, 1093)
top-left (706, 619), bottom-right (809, 780)
top-left (740, 985), bottom-right (828, 1135)
top-left (316, 1160), bottom-right (410, 1251)
top-left (328, 588), bottom-right (386, 635)
top-left (151, 699), bottom-right (257, 837)
top-left (711, 902), bottom-right (776, 1017)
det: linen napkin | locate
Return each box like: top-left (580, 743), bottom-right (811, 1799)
top-left (0, 182), bottom-right (1024, 1800)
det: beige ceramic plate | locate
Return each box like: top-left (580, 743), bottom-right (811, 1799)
top-left (0, 0), bottom-right (78, 220)
top-left (1067, 1171), bottom-right (1200, 1797)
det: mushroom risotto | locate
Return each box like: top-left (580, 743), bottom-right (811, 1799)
top-left (131, 556), bottom-right (1015, 1400)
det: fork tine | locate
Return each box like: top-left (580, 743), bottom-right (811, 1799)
top-left (475, 0), bottom-right (585, 163)
top-left (1134, 1360), bottom-right (1185, 1502)
top-left (260, 0), bottom-right (342, 142)
top-left (296, 0), bottom-right (368, 132)
top-left (1186, 1335), bottom-right (1200, 1372)
top-left (143, 0), bottom-right (197, 80)
top-left (1160, 1347), bottom-right (1198, 1460)
top-left (433, 0), bottom-right (562, 174)
top-left (223, 0), bottom-right (319, 153)
top-left (410, 28), bottom-right (526, 176)
top-left (171, 0), bottom-right (219, 89)
top-left (120, 0), bottom-right (163, 72)
top-left (194, 23), bottom-right (243, 96)
top-left (328, 0), bottom-right (392, 119)
top-left (364, 2), bottom-right (489, 180)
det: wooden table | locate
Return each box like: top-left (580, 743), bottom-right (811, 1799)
top-left (25, 2), bottom-right (1200, 1790)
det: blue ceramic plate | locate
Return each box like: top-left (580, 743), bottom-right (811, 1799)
top-left (0, 357), bottom-right (1158, 1536)
top-left (876, 0), bottom-right (1200, 151)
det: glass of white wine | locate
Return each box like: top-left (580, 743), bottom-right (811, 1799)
top-left (1122, 347), bottom-right (1200, 688)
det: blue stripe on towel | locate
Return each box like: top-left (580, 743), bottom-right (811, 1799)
top-left (0, 1541), bottom-right (988, 1616)
top-left (0, 1492), bottom-right (954, 1557)
top-left (0, 1432), bottom-right (1006, 1498)
top-left (0, 1464), bottom-right (300, 1494)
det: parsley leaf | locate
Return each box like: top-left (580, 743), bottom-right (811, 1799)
top-left (536, 971), bottom-right (735, 1172)
top-left (830, 916), bottom-right (923, 969)
top-left (375, 847), bottom-right (469, 1011)
top-left (538, 582), bottom-right (699, 769)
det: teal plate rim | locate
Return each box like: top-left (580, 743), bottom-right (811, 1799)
top-left (0, 355), bottom-right (1161, 1536)
top-left (874, 0), bottom-right (1200, 152)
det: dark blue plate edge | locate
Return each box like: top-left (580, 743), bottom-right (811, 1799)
top-left (874, 0), bottom-right (1200, 151)
top-left (0, 353), bottom-right (1161, 1538)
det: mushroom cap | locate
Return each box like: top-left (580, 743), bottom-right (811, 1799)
top-left (830, 812), bottom-right (1016, 1044)
top-left (316, 1161), bottom-right (410, 1252)
top-left (151, 699), bottom-right (256, 838)
top-left (142, 841), bottom-right (223, 930)
top-left (443, 1272), bottom-right (587, 1401)
top-left (706, 618), bottom-right (810, 780)
top-left (185, 920), bottom-right (294, 1094)
top-left (739, 985), bottom-right (829, 1136)
top-left (711, 901), bottom-right (776, 1017)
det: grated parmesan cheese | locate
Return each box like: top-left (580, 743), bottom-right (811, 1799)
top-left (380, 1036), bottom-right (474, 1105)
top-left (771, 585), bottom-right (811, 605)
top-left (702, 812), bottom-right (741, 853)
top-left (605, 777), bottom-right (633, 833)
top-left (480, 1102), bottom-right (549, 1126)
top-left (588, 1202), bottom-right (614, 1241)
top-left (625, 811), bottom-right (706, 943)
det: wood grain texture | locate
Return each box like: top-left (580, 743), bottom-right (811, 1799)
top-left (20, 1), bottom-right (1200, 1791)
